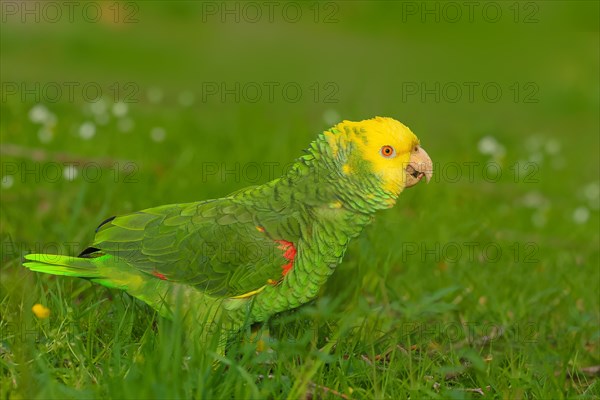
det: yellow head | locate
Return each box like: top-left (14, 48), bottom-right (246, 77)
top-left (324, 117), bottom-right (432, 199)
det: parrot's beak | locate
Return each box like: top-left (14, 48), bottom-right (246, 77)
top-left (404, 146), bottom-right (433, 188)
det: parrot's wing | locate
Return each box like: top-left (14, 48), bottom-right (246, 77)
top-left (89, 199), bottom-right (300, 297)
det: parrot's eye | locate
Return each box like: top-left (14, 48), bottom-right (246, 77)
top-left (380, 145), bottom-right (396, 158)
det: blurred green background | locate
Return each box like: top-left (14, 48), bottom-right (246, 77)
top-left (1, 1), bottom-right (598, 398)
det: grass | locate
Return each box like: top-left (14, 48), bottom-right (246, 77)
top-left (1, 2), bottom-right (599, 399)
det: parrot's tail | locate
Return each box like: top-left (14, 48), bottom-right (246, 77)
top-left (23, 253), bottom-right (173, 317)
top-left (23, 254), bottom-right (101, 279)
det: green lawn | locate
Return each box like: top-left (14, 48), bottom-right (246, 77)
top-left (1, 2), bottom-right (598, 399)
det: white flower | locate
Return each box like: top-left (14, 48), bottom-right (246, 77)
top-left (79, 121), bottom-right (96, 140)
top-left (112, 102), bottom-right (128, 117)
top-left (1, 175), bottom-right (14, 189)
top-left (63, 165), bottom-right (78, 181)
top-left (90, 98), bottom-right (108, 115)
top-left (150, 127), bottom-right (166, 142)
top-left (572, 207), bottom-right (590, 224)
top-left (521, 191), bottom-right (548, 209)
top-left (545, 139), bottom-right (561, 155)
top-left (478, 136), bottom-right (505, 157)
top-left (29, 104), bottom-right (50, 124)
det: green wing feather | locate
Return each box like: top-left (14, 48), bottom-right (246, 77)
top-left (89, 196), bottom-right (301, 297)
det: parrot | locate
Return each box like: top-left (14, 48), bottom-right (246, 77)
top-left (23, 117), bottom-right (433, 343)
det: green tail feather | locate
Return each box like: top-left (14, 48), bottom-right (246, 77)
top-left (23, 253), bottom-right (224, 324)
top-left (23, 254), bottom-right (101, 279)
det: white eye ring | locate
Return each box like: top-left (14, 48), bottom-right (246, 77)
top-left (380, 145), bottom-right (396, 158)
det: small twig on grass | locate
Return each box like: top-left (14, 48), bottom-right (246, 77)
top-left (427, 377), bottom-right (490, 396)
top-left (559, 365), bottom-right (600, 379)
top-left (579, 365), bottom-right (600, 377)
top-left (354, 343), bottom-right (412, 366)
top-left (454, 325), bottom-right (505, 349)
top-left (0, 143), bottom-right (135, 169)
top-left (457, 387), bottom-right (488, 396)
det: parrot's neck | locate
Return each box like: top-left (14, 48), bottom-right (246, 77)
top-left (228, 134), bottom-right (391, 323)
top-left (278, 133), bottom-right (399, 214)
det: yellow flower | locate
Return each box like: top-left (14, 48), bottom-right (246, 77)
top-left (32, 303), bottom-right (50, 319)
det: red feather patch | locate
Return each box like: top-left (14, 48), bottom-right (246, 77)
top-left (276, 240), bottom-right (297, 276)
top-left (152, 271), bottom-right (167, 280)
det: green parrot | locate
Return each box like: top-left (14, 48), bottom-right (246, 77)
top-left (23, 117), bottom-right (433, 339)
